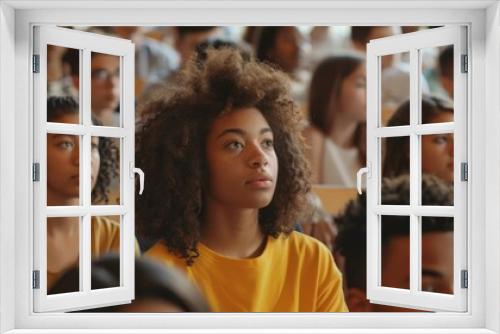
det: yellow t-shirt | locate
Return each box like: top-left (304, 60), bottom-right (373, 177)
top-left (47, 216), bottom-right (139, 291)
top-left (145, 231), bottom-right (349, 312)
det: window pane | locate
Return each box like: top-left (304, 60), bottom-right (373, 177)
top-left (420, 45), bottom-right (454, 125)
top-left (91, 215), bottom-right (121, 290)
top-left (421, 216), bottom-right (454, 295)
top-left (381, 215), bottom-right (410, 290)
top-left (380, 52), bottom-right (410, 127)
top-left (47, 216), bottom-right (80, 295)
top-left (47, 134), bottom-right (81, 206)
top-left (381, 136), bottom-right (410, 205)
top-left (91, 136), bottom-right (121, 205)
top-left (91, 52), bottom-right (121, 127)
top-left (421, 133), bottom-right (454, 205)
top-left (47, 45), bottom-right (80, 125)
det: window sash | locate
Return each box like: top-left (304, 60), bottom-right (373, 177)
top-left (32, 25), bottom-right (136, 312)
top-left (366, 26), bottom-right (468, 312)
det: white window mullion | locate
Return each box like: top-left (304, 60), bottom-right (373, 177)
top-left (121, 41), bottom-right (135, 291)
top-left (33, 27), bottom-right (49, 306)
top-left (453, 26), bottom-right (468, 308)
top-left (409, 47), bottom-right (421, 294)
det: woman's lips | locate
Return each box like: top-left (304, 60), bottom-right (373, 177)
top-left (245, 177), bottom-right (273, 189)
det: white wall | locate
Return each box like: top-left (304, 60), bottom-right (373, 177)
top-left (485, 1), bottom-right (500, 333)
top-left (0, 2), bottom-right (16, 333)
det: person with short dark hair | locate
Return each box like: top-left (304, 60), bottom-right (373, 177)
top-left (138, 48), bottom-right (348, 312)
top-left (61, 49), bottom-right (120, 126)
top-left (336, 174), bottom-right (454, 312)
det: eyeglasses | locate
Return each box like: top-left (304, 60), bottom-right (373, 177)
top-left (91, 68), bottom-right (120, 82)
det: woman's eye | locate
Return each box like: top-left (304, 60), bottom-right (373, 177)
top-left (225, 141), bottom-right (244, 150)
top-left (58, 141), bottom-right (74, 150)
top-left (356, 79), bottom-right (366, 88)
top-left (262, 139), bottom-right (274, 149)
top-left (433, 136), bottom-right (447, 144)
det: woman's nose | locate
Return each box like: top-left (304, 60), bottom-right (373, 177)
top-left (248, 144), bottom-right (268, 168)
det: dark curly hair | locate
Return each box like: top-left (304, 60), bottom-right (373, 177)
top-left (136, 48), bottom-right (312, 265)
top-left (335, 174), bottom-right (453, 290)
top-left (47, 96), bottom-right (119, 204)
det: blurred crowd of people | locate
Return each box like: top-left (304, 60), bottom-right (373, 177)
top-left (45, 26), bottom-right (455, 313)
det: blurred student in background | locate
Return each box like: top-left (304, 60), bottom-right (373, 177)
top-left (254, 26), bottom-right (309, 107)
top-left (61, 49), bottom-right (121, 126)
top-left (303, 54), bottom-right (366, 186)
top-left (336, 174), bottom-right (454, 312)
top-left (383, 95), bottom-right (454, 184)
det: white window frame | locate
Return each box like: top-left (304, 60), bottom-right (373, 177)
top-left (32, 26), bottom-right (136, 312)
top-left (0, 1), bottom-right (499, 333)
top-left (365, 26), bottom-right (468, 312)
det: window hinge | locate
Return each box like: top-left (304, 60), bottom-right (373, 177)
top-left (33, 163), bottom-right (40, 182)
top-left (461, 54), bottom-right (468, 73)
top-left (461, 270), bottom-right (468, 289)
top-left (461, 162), bottom-right (468, 181)
top-left (33, 270), bottom-right (40, 289)
top-left (33, 55), bottom-right (40, 73)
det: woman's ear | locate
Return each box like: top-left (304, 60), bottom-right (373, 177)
top-left (346, 287), bottom-right (373, 312)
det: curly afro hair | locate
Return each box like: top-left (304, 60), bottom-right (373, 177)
top-left (335, 174), bottom-right (453, 290)
top-left (47, 96), bottom-right (119, 204)
top-left (136, 47), bottom-right (312, 265)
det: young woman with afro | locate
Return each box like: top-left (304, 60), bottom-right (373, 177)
top-left (137, 48), bottom-right (348, 312)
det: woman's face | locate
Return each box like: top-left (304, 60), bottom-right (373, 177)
top-left (421, 112), bottom-right (454, 183)
top-left (269, 27), bottom-right (302, 74)
top-left (205, 107), bottom-right (278, 209)
top-left (47, 113), bottom-right (100, 204)
top-left (338, 63), bottom-right (367, 123)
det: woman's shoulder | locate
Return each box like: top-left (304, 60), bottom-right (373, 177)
top-left (144, 241), bottom-right (186, 269)
top-left (282, 231), bottom-right (332, 261)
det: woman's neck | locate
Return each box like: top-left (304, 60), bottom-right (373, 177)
top-left (47, 216), bottom-right (80, 236)
top-left (329, 112), bottom-right (358, 149)
top-left (201, 198), bottom-right (266, 259)
top-left (47, 189), bottom-right (80, 207)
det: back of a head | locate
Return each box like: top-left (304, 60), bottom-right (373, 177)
top-left (308, 53), bottom-right (365, 135)
top-left (350, 27), bottom-right (373, 46)
top-left (336, 174), bottom-right (453, 290)
top-left (49, 255), bottom-right (211, 312)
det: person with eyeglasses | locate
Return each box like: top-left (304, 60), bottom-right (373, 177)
top-left (91, 52), bottom-right (121, 127)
